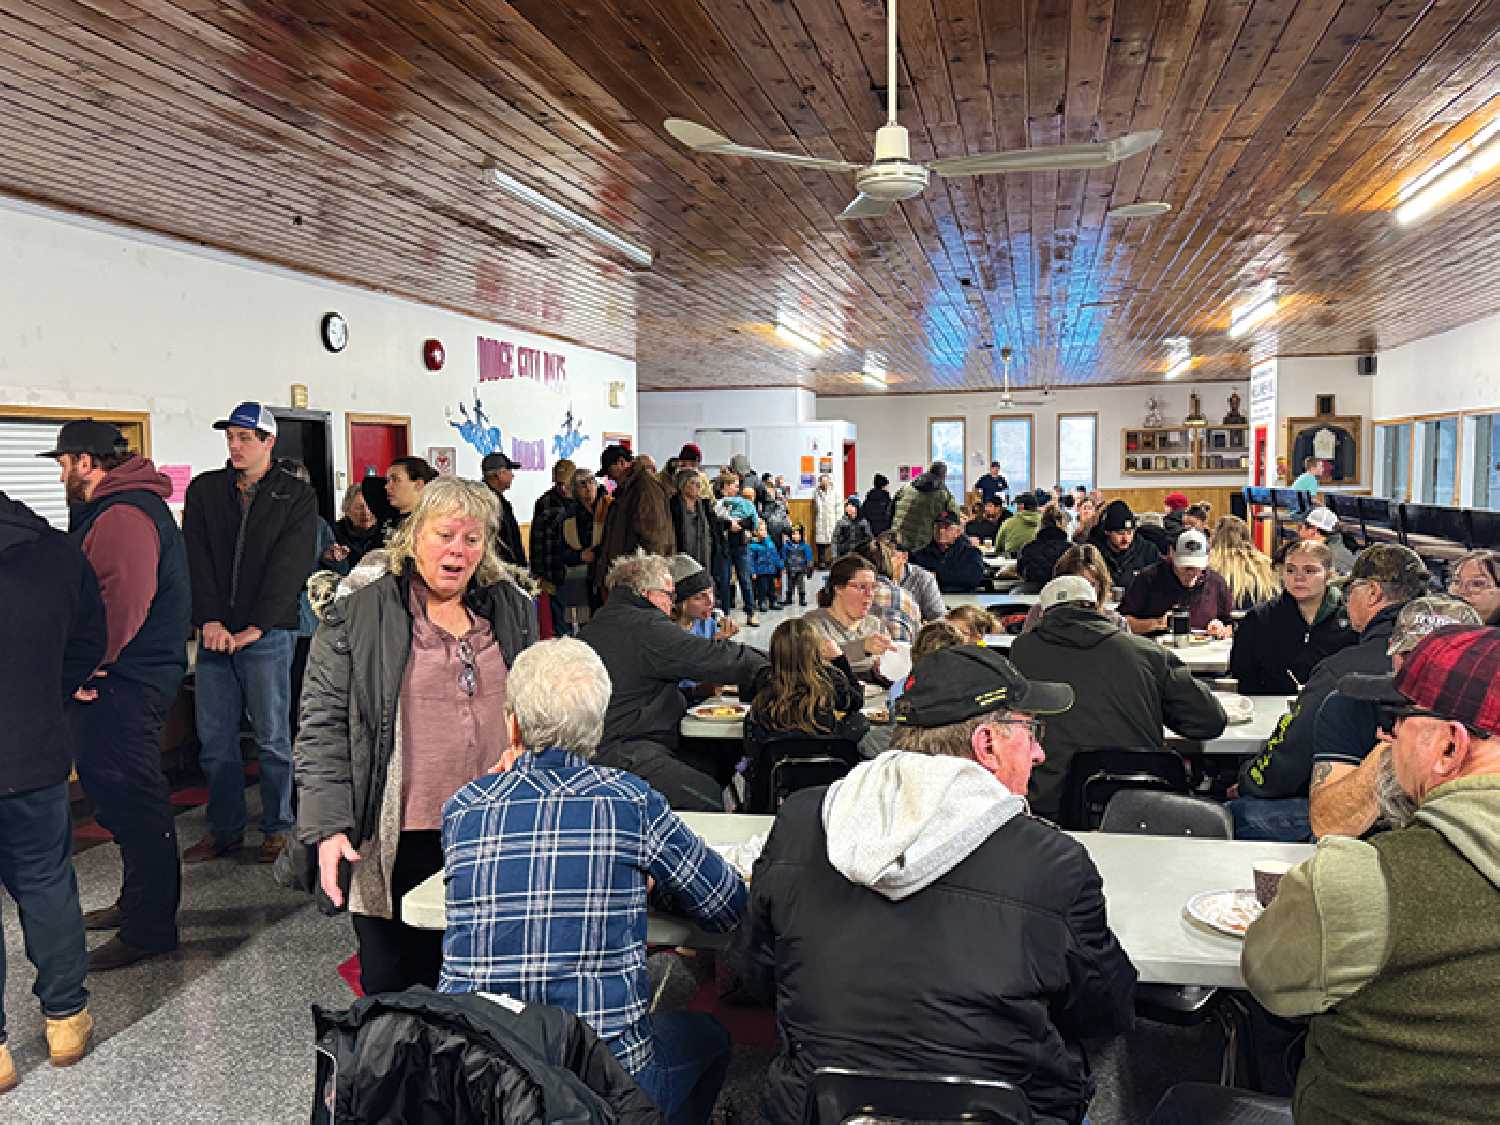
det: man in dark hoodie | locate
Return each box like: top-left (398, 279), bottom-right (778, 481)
top-left (42, 421), bottom-right (191, 971)
top-left (910, 511), bottom-right (987, 593)
top-left (1087, 499), bottom-right (1161, 591)
top-left (892, 461), bottom-right (960, 552)
top-left (1010, 576), bottom-right (1226, 823)
top-left (1230, 545), bottom-right (1431, 842)
top-left (734, 645), bottom-right (1135, 1125)
top-left (0, 492), bottom-right (106, 1083)
top-left (182, 402), bottom-right (317, 865)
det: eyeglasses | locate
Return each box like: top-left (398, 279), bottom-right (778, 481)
top-left (457, 638), bottom-right (476, 698)
top-left (1448, 579), bottom-right (1498, 596)
top-left (987, 716), bottom-right (1046, 741)
top-left (843, 582), bottom-right (878, 595)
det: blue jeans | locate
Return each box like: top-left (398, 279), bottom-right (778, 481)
top-left (1228, 797), bottom-right (1312, 842)
top-left (0, 782), bottom-right (89, 1043)
top-left (194, 627), bottom-right (295, 841)
top-left (728, 545), bottom-right (754, 613)
top-left (635, 1012), bottom-right (732, 1125)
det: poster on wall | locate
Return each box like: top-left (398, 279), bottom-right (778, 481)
top-left (799, 455), bottom-right (815, 474)
top-left (427, 447), bottom-right (456, 476)
top-left (161, 464), bottom-right (192, 504)
top-left (799, 472), bottom-right (816, 490)
top-left (818, 456), bottom-right (833, 476)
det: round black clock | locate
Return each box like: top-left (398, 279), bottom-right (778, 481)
top-left (321, 312), bottom-right (348, 353)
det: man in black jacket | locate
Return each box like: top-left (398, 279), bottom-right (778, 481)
top-left (182, 402), bottom-right (317, 865)
top-left (42, 420), bottom-right (192, 971)
top-left (1087, 500), bottom-right (1161, 591)
top-left (0, 493), bottom-right (106, 1082)
top-left (1230, 545), bottom-right (1431, 841)
top-left (482, 450), bottom-right (528, 569)
top-left (910, 511), bottom-right (987, 592)
top-left (734, 645), bottom-right (1135, 1125)
top-left (580, 552), bottom-right (767, 809)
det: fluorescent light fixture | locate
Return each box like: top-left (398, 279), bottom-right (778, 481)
top-left (1108, 201), bottom-right (1172, 219)
top-left (861, 373), bottom-right (890, 389)
top-left (1228, 281), bottom-right (1279, 338)
top-left (774, 323), bottom-right (823, 356)
top-left (485, 164), bottom-right (654, 268)
top-left (1164, 356), bottom-right (1192, 379)
top-left (1395, 120), bottom-right (1500, 226)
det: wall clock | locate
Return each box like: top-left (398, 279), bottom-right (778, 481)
top-left (321, 312), bottom-right (348, 353)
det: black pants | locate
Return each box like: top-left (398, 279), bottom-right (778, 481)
top-left (783, 573), bottom-right (807, 604)
top-left (73, 677), bottom-right (181, 952)
top-left (753, 574), bottom-right (777, 609)
top-left (351, 830), bottom-right (445, 996)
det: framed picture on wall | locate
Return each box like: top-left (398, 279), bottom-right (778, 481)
top-left (1283, 415), bottom-right (1362, 486)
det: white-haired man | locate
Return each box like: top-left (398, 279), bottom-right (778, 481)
top-left (1244, 625), bottom-right (1500, 1123)
top-left (579, 551), bottom-right (767, 809)
top-left (439, 637), bottom-right (746, 1125)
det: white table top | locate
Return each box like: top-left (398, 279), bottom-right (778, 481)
top-left (402, 810), bottom-right (1312, 987)
top-left (986, 630), bottom-right (1230, 672)
top-left (944, 592), bottom-right (1040, 608)
top-left (1171, 693), bottom-right (1287, 755)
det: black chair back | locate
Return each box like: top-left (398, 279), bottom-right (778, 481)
top-left (1357, 496), bottom-right (1401, 546)
top-left (803, 1067), bottom-right (1033, 1125)
top-left (745, 735), bottom-right (862, 812)
top-left (1100, 789), bottom-right (1233, 838)
top-left (771, 755), bottom-right (855, 809)
top-left (1472, 508), bottom-right (1500, 549)
top-left (1326, 493), bottom-right (1365, 549)
top-left (1398, 503), bottom-right (1472, 585)
top-left (1061, 749), bottom-right (1189, 830)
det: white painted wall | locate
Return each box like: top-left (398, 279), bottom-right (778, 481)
top-left (0, 197), bottom-right (636, 517)
top-left (638, 387), bottom-right (854, 498)
top-left (1272, 356), bottom-right (1373, 491)
top-left (816, 381), bottom-right (1250, 494)
top-left (1374, 310), bottom-right (1500, 418)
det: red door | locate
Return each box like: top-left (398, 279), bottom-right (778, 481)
top-left (350, 422), bottom-right (408, 478)
top-left (843, 441), bottom-right (857, 496)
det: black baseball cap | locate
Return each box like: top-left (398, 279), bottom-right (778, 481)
top-left (933, 510), bottom-right (961, 527)
top-left (597, 444), bottom-right (634, 476)
top-left (37, 419), bottom-right (128, 460)
top-left (481, 451), bottom-right (521, 474)
top-left (893, 645), bottom-right (1074, 728)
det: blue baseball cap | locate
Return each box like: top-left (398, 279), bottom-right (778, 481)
top-left (213, 402), bottom-right (278, 436)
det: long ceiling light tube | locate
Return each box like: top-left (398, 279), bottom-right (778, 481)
top-left (1228, 282), bottom-right (1279, 338)
top-left (1395, 120), bottom-right (1500, 226)
top-left (485, 165), bottom-right (654, 268)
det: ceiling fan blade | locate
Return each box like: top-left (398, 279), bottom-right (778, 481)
top-left (837, 193), bottom-right (894, 221)
top-left (928, 129), bottom-right (1163, 177)
top-left (663, 118), bottom-right (861, 172)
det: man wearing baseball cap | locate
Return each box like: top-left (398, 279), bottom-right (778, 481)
top-left (1086, 499), bottom-right (1161, 590)
top-left (40, 420), bottom-right (191, 969)
top-left (1244, 625), bottom-right (1500, 1123)
top-left (590, 444), bottom-right (675, 599)
top-left (909, 510), bottom-right (986, 593)
top-left (182, 402), bottom-right (316, 864)
top-left (1232, 544), bottom-right (1432, 841)
top-left (1118, 529), bottom-right (1234, 638)
top-left (480, 451), bottom-right (526, 569)
top-left (1011, 576), bottom-right (1226, 822)
top-left (735, 645), bottom-right (1135, 1124)
top-left (1297, 504), bottom-right (1355, 573)
top-left (1307, 595), bottom-right (1481, 840)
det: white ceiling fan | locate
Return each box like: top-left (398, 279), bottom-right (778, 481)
top-left (996, 347), bottom-right (1052, 408)
top-left (663, 0), bottom-right (1161, 221)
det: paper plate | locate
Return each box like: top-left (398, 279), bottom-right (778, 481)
top-left (687, 702), bottom-right (749, 722)
top-left (1185, 889), bottom-right (1263, 939)
top-left (1212, 692), bottom-right (1256, 725)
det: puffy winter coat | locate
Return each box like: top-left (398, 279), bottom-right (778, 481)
top-left (892, 473), bottom-right (960, 551)
top-left (311, 987), bottom-right (662, 1124)
top-left (812, 487), bottom-right (839, 545)
top-left (831, 516), bottom-right (872, 559)
top-left (670, 494), bottom-right (713, 573)
top-left (1018, 525), bottom-right (1072, 590)
top-left (860, 486), bottom-right (894, 536)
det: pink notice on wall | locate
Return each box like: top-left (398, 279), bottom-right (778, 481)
top-left (161, 464), bottom-right (192, 504)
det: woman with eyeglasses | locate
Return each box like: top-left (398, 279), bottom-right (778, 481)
top-left (1229, 540), bottom-right (1357, 694)
top-left (1447, 550), bottom-right (1500, 624)
top-left (802, 555), bottom-right (896, 681)
top-left (294, 477), bottom-right (536, 996)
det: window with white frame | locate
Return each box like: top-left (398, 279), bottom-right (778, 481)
top-left (1374, 422), bottom-right (1412, 501)
top-left (928, 417), bottom-right (966, 500)
top-left (989, 416), bottom-right (1033, 497)
top-left (1056, 414), bottom-right (1096, 493)
top-left (1416, 416), bottom-right (1459, 505)
top-left (1470, 412), bottom-right (1500, 509)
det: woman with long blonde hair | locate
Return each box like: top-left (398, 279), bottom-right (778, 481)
top-left (1209, 515), bottom-right (1280, 609)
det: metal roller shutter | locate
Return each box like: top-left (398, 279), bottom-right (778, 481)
top-left (0, 419), bottom-right (70, 529)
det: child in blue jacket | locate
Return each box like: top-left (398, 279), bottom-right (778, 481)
top-left (747, 526), bottom-right (784, 612)
top-left (780, 524), bottom-right (814, 608)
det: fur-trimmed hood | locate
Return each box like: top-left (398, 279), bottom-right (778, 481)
top-left (306, 549), bottom-right (537, 626)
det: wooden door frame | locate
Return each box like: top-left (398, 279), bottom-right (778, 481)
top-left (1, 403), bottom-right (152, 456)
top-left (345, 412), bottom-right (411, 477)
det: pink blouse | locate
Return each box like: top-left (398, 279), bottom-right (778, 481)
top-left (399, 582), bottom-right (509, 830)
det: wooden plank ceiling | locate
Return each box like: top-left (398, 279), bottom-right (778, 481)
top-left (2, 0), bottom-right (1499, 393)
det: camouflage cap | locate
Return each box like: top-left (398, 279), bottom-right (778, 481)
top-left (1350, 543), bottom-right (1429, 587)
top-left (1387, 595), bottom-right (1483, 656)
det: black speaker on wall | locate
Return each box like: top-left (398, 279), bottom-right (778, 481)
top-left (1357, 355), bottom-right (1377, 377)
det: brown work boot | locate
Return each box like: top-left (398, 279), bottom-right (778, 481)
top-left (0, 1043), bottom-right (15, 1093)
top-left (182, 834), bottom-right (241, 863)
top-left (82, 901), bottom-right (124, 931)
top-left (257, 833), bottom-right (289, 864)
top-left (45, 1010), bottom-right (93, 1067)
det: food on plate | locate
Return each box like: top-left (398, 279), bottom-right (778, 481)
top-left (1186, 889), bottom-right (1263, 938)
top-left (866, 707), bottom-right (890, 723)
top-left (691, 702), bottom-right (748, 720)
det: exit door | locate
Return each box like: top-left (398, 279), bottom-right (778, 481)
top-left (348, 415), bottom-right (410, 479)
top-left (270, 407), bottom-right (336, 524)
top-left (843, 441), bottom-right (857, 497)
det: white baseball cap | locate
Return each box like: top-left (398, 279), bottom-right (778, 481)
top-left (1174, 529), bottom-right (1210, 568)
top-left (1303, 506), bottom-right (1338, 533)
top-left (1039, 575), bottom-right (1100, 613)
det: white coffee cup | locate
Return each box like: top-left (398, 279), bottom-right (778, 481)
top-left (1253, 859), bottom-right (1295, 907)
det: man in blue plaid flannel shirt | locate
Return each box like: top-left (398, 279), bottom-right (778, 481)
top-left (440, 637), bottom-right (747, 1124)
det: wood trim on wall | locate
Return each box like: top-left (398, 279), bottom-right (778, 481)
top-left (0, 403), bottom-right (152, 456)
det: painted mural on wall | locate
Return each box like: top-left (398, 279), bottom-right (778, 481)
top-left (552, 406), bottom-right (588, 461)
top-left (446, 396), bottom-right (504, 456)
